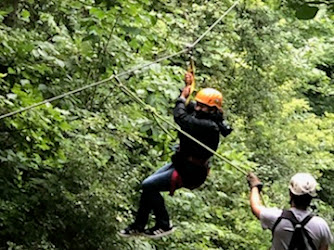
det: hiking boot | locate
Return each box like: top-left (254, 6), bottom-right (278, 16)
top-left (118, 224), bottom-right (144, 237)
top-left (143, 225), bottom-right (175, 239)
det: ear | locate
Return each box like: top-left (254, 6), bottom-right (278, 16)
top-left (289, 190), bottom-right (293, 205)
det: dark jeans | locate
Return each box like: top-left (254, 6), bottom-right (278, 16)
top-left (134, 163), bottom-right (175, 230)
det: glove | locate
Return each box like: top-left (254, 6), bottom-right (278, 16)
top-left (247, 172), bottom-right (263, 192)
top-left (218, 119), bottom-right (233, 137)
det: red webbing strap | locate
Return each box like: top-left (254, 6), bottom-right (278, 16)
top-left (170, 170), bottom-right (183, 196)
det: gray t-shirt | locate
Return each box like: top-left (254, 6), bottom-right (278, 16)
top-left (260, 207), bottom-right (333, 250)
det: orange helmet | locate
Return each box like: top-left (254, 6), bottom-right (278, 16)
top-left (195, 88), bottom-right (223, 109)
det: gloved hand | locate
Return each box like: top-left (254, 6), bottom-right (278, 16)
top-left (247, 172), bottom-right (263, 192)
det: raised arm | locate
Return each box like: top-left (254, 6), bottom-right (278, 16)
top-left (247, 173), bottom-right (265, 219)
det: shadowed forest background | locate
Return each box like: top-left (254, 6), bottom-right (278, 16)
top-left (0, 0), bottom-right (333, 249)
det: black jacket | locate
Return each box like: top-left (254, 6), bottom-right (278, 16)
top-left (172, 97), bottom-right (232, 188)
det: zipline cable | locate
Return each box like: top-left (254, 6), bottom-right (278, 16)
top-left (190, 0), bottom-right (240, 48)
top-left (115, 75), bottom-right (175, 139)
top-left (0, 50), bottom-right (186, 120)
top-left (0, 76), bottom-right (115, 120)
top-left (0, 0), bottom-right (240, 120)
top-left (116, 71), bottom-right (268, 206)
top-left (116, 78), bottom-right (267, 206)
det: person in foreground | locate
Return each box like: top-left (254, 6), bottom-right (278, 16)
top-left (247, 172), bottom-right (333, 250)
top-left (119, 73), bottom-right (232, 239)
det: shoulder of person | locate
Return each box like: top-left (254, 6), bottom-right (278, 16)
top-left (291, 208), bottom-right (331, 229)
top-left (259, 207), bottom-right (283, 230)
top-left (310, 215), bottom-right (331, 226)
top-left (186, 100), bottom-right (196, 111)
top-left (260, 207), bottom-right (283, 218)
top-left (176, 97), bottom-right (187, 103)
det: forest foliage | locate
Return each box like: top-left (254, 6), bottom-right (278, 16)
top-left (0, 0), bottom-right (333, 249)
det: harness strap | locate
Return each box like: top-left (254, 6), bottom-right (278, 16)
top-left (169, 169), bottom-right (183, 196)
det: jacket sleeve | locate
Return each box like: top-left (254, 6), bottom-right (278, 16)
top-left (211, 110), bottom-right (233, 137)
top-left (219, 120), bottom-right (233, 137)
top-left (173, 97), bottom-right (219, 133)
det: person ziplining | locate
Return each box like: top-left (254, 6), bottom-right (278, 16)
top-left (118, 72), bottom-right (232, 238)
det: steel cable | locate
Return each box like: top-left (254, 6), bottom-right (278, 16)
top-left (0, 1), bottom-right (239, 120)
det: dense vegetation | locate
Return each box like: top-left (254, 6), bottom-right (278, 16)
top-left (0, 0), bottom-right (333, 249)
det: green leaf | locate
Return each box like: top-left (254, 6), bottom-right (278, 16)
top-left (7, 67), bottom-right (15, 74)
top-left (0, 7), bottom-right (14, 18)
top-left (21, 9), bottom-right (30, 21)
top-left (120, 26), bottom-right (142, 35)
top-left (59, 122), bottom-right (71, 131)
top-left (54, 59), bottom-right (65, 68)
top-left (6, 93), bottom-right (17, 100)
top-left (89, 7), bottom-right (106, 19)
top-left (20, 79), bottom-right (30, 86)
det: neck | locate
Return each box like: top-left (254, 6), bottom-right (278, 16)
top-left (291, 201), bottom-right (307, 211)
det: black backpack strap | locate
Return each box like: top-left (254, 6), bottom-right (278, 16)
top-left (272, 210), bottom-right (292, 237)
top-left (284, 211), bottom-right (305, 250)
top-left (300, 214), bottom-right (317, 250)
top-left (283, 210), bottom-right (298, 225)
